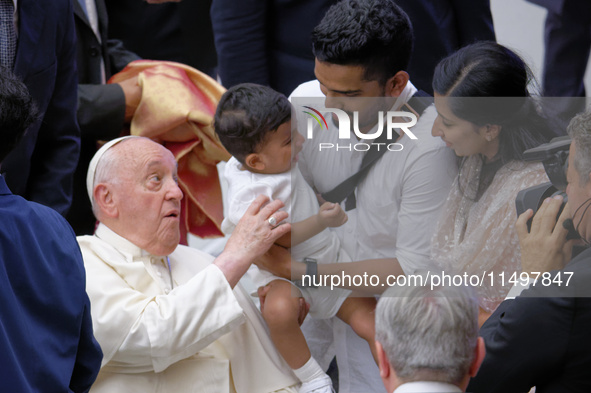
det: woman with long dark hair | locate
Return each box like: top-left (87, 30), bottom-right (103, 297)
top-left (430, 41), bottom-right (561, 313)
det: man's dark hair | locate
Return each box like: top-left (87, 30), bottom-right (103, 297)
top-left (312, 0), bottom-right (413, 85)
top-left (214, 83), bottom-right (291, 164)
top-left (0, 67), bottom-right (38, 164)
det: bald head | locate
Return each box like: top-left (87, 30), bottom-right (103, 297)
top-left (90, 137), bottom-right (183, 256)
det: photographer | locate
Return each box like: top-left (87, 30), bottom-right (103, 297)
top-left (467, 109), bottom-right (591, 393)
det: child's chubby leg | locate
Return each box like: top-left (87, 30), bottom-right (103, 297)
top-left (336, 296), bottom-right (379, 364)
top-left (261, 279), bottom-right (312, 369)
top-left (261, 279), bottom-right (333, 392)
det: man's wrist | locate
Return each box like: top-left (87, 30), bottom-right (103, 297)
top-left (295, 257), bottom-right (318, 287)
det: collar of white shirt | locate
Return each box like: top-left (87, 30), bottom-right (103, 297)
top-left (357, 80), bottom-right (418, 139)
top-left (94, 223), bottom-right (155, 260)
top-left (393, 381), bottom-right (462, 393)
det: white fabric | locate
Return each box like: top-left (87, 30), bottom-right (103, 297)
top-left (393, 381), bottom-right (462, 392)
top-left (293, 80), bottom-right (456, 269)
top-left (353, 106), bottom-right (456, 269)
top-left (293, 356), bottom-right (327, 383)
top-left (84, 0), bottom-right (100, 41)
top-left (505, 279), bottom-right (535, 300)
top-left (222, 158), bottom-right (349, 319)
top-left (223, 159), bottom-right (340, 264)
top-left (431, 156), bottom-right (548, 312)
top-left (79, 224), bottom-right (299, 393)
top-left (299, 375), bottom-right (334, 393)
top-left (290, 79), bottom-right (457, 393)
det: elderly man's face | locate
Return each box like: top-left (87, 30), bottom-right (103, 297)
top-left (113, 139), bottom-right (183, 256)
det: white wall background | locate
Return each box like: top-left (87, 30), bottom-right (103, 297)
top-left (491, 0), bottom-right (591, 94)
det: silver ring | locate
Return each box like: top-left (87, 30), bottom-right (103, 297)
top-left (268, 216), bottom-right (277, 227)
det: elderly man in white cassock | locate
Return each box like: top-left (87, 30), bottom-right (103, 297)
top-left (78, 136), bottom-right (301, 393)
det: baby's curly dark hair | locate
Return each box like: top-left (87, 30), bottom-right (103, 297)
top-left (214, 83), bottom-right (291, 164)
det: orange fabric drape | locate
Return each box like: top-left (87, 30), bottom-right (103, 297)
top-left (109, 60), bottom-right (230, 244)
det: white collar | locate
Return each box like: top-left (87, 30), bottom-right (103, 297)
top-left (394, 80), bottom-right (418, 111)
top-left (394, 381), bottom-right (462, 393)
top-left (361, 80), bottom-right (418, 138)
top-left (94, 223), bottom-right (168, 260)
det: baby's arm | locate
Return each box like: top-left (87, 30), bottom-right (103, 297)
top-left (275, 202), bottom-right (347, 248)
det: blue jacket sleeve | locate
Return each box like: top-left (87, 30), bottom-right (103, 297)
top-left (69, 291), bottom-right (103, 392)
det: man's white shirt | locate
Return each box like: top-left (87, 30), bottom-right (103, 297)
top-left (290, 79), bottom-right (456, 393)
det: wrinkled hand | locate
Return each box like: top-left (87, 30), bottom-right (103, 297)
top-left (117, 75), bottom-right (141, 122)
top-left (516, 196), bottom-right (571, 274)
top-left (216, 196), bottom-right (291, 287)
top-left (254, 244), bottom-right (293, 280)
top-left (318, 202), bottom-right (348, 228)
top-left (225, 196), bottom-right (290, 263)
top-left (258, 285), bottom-right (309, 325)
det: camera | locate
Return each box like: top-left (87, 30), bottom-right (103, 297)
top-left (515, 136), bottom-right (580, 240)
top-left (515, 136), bottom-right (570, 214)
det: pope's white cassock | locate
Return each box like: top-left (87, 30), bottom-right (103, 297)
top-left (78, 224), bottom-right (299, 393)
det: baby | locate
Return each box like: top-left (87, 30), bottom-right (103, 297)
top-left (214, 83), bottom-right (376, 393)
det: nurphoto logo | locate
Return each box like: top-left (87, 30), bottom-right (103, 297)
top-left (298, 98), bottom-right (419, 152)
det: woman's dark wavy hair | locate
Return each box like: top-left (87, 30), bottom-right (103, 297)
top-left (312, 0), bottom-right (413, 85)
top-left (432, 41), bottom-right (561, 165)
top-left (214, 83), bottom-right (291, 164)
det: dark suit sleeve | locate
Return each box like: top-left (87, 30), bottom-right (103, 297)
top-left (27, 2), bottom-right (80, 216)
top-left (211, 0), bottom-right (270, 88)
top-left (467, 295), bottom-right (573, 393)
top-left (77, 83), bottom-right (126, 141)
top-left (450, 0), bottom-right (496, 46)
top-left (106, 38), bottom-right (140, 73)
top-left (76, 39), bottom-right (140, 141)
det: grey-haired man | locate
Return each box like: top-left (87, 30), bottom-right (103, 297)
top-left (376, 285), bottom-right (485, 393)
